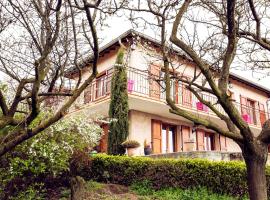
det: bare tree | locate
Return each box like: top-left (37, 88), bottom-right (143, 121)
top-left (0, 0), bottom-right (124, 157)
top-left (126, 0), bottom-right (270, 199)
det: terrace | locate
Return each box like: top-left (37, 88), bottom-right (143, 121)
top-left (82, 66), bottom-right (269, 129)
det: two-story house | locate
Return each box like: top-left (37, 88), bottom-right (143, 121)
top-left (65, 29), bottom-right (270, 156)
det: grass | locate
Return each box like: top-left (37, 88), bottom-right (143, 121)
top-left (86, 180), bottom-right (104, 191)
top-left (58, 180), bottom-right (249, 200)
top-left (130, 180), bottom-right (249, 200)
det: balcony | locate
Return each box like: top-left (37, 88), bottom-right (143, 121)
top-left (83, 66), bottom-right (269, 128)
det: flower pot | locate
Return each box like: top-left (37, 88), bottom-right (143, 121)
top-left (196, 102), bottom-right (208, 112)
top-left (127, 148), bottom-right (137, 156)
top-left (144, 147), bottom-right (152, 155)
top-left (127, 79), bottom-right (134, 92)
top-left (242, 114), bottom-right (251, 123)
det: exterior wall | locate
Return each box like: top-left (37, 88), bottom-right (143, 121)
top-left (130, 44), bottom-right (269, 110)
top-left (230, 79), bottom-right (268, 106)
top-left (81, 47), bottom-right (120, 81)
top-left (129, 110), bottom-right (193, 156)
top-left (128, 110), bottom-right (241, 156)
top-left (66, 35), bottom-right (269, 157)
top-left (226, 137), bottom-right (241, 152)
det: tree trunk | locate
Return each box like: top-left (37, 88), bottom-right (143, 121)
top-left (70, 176), bottom-right (86, 200)
top-left (243, 146), bottom-right (268, 200)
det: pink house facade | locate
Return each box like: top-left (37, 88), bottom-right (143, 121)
top-left (66, 30), bottom-right (270, 156)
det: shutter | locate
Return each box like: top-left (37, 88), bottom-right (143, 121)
top-left (259, 103), bottom-right (267, 126)
top-left (220, 135), bottom-right (227, 151)
top-left (149, 64), bottom-right (161, 99)
top-left (182, 84), bottom-right (192, 107)
top-left (182, 126), bottom-right (191, 151)
top-left (175, 81), bottom-right (179, 104)
top-left (84, 85), bottom-right (92, 103)
top-left (100, 124), bottom-right (109, 153)
top-left (196, 129), bottom-right (205, 150)
top-left (151, 120), bottom-right (162, 154)
top-left (174, 126), bottom-right (181, 152)
top-left (240, 95), bottom-right (248, 115)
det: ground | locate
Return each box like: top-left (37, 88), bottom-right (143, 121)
top-left (55, 181), bottom-right (138, 200)
top-left (53, 180), bottom-right (247, 200)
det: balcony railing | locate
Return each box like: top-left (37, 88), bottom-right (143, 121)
top-left (83, 66), bottom-right (269, 128)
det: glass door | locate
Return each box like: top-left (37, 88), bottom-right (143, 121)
top-left (161, 124), bottom-right (177, 153)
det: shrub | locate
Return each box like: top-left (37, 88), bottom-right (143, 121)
top-left (69, 150), bottom-right (92, 179)
top-left (131, 181), bottom-right (247, 200)
top-left (85, 155), bottom-right (270, 198)
top-left (121, 140), bottom-right (140, 148)
top-left (0, 113), bottom-right (103, 198)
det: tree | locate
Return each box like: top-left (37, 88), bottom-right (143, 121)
top-left (108, 47), bottom-right (129, 155)
top-left (125, 1), bottom-right (270, 199)
top-left (0, 0), bottom-right (125, 157)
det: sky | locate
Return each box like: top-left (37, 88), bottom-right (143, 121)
top-left (1, 10), bottom-right (269, 90)
top-left (102, 16), bottom-right (270, 90)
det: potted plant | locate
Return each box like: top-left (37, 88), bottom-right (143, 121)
top-left (121, 140), bottom-right (140, 156)
top-left (144, 139), bottom-right (152, 155)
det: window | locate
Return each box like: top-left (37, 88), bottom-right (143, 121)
top-left (240, 96), bottom-right (257, 125)
top-left (96, 74), bottom-right (106, 99)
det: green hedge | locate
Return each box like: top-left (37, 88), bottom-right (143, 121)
top-left (82, 154), bottom-right (270, 197)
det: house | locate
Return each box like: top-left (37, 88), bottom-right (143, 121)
top-left (65, 29), bottom-right (270, 156)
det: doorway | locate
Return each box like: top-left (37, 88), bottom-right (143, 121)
top-left (161, 124), bottom-right (177, 153)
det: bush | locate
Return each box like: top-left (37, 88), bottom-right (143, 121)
top-left (0, 113), bottom-right (103, 199)
top-left (85, 155), bottom-right (270, 198)
top-left (130, 181), bottom-right (246, 200)
top-left (69, 150), bottom-right (92, 179)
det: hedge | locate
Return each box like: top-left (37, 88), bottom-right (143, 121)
top-left (75, 154), bottom-right (270, 197)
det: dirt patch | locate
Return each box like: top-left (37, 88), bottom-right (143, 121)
top-left (85, 183), bottom-right (138, 200)
top-left (49, 181), bottom-right (141, 200)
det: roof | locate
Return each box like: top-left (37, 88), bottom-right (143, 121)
top-left (67, 29), bottom-right (270, 96)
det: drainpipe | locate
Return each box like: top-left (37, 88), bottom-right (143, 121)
top-left (267, 99), bottom-right (270, 119)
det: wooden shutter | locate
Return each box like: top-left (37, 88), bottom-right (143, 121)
top-left (220, 135), bottom-right (227, 151)
top-left (240, 95), bottom-right (248, 115)
top-left (259, 103), bottom-right (267, 126)
top-left (182, 84), bottom-right (192, 107)
top-left (196, 129), bottom-right (205, 151)
top-left (149, 65), bottom-right (161, 99)
top-left (182, 126), bottom-right (191, 151)
top-left (151, 120), bottom-right (162, 154)
top-left (100, 124), bottom-right (109, 153)
top-left (174, 126), bottom-right (180, 152)
top-left (84, 85), bottom-right (92, 103)
top-left (175, 81), bottom-right (179, 104)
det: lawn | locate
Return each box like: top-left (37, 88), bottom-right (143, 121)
top-left (57, 180), bottom-right (248, 200)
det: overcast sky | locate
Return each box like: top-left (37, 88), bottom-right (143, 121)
top-left (102, 16), bottom-right (270, 90)
top-left (1, 14), bottom-right (269, 90)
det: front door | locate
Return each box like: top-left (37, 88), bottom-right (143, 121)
top-left (99, 124), bottom-right (109, 153)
